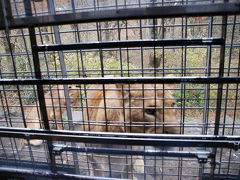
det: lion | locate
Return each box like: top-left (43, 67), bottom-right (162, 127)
top-left (18, 84), bottom-right (81, 148)
top-left (83, 82), bottom-right (180, 179)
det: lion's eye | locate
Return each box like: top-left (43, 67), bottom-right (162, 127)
top-left (145, 108), bottom-right (156, 115)
top-left (171, 102), bottom-right (176, 107)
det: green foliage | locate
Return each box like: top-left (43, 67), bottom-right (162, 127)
top-left (173, 84), bottom-right (205, 107)
top-left (1, 31), bottom-right (238, 109)
top-left (0, 57), bottom-right (8, 75)
top-left (151, 48), bottom-right (208, 107)
top-left (52, 53), bottom-right (137, 77)
top-left (23, 89), bottom-right (36, 105)
top-left (83, 55), bottom-right (136, 77)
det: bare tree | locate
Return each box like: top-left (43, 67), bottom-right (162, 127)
top-left (148, 0), bottom-right (160, 69)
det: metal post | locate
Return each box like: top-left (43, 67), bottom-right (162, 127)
top-left (210, 1), bottom-right (228, 176)
top-left (23, 0), bottom-right (57, 173)
top-left (47, 0), bottom-right (80, 174)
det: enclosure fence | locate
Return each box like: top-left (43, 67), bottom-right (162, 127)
top-left (0, 0), bottom-right (240, 179)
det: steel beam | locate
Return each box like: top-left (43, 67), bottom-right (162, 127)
top-left (0, 3), bottom-right (240, 30)
top-left (0, 127), bottom-right (239, 149)
top-left (0, 76), bottom-right (240, 85)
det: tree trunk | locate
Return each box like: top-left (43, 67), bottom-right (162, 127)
top-left (148, 0), bottom-right (159, 68)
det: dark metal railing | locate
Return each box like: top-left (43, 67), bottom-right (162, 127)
top-left (0, 0), bottom-right (239, 179)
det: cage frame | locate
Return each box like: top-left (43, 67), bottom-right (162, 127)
top-left (0, 0), bottom-right (240, 179)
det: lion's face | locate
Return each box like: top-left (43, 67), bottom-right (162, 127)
top-left (68, 85), bottom-right (81, 105)
top-left (124, 84), bottom-right (180, 134)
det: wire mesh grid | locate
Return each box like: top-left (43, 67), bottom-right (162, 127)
top-left (0, 0), bottom-right (240, 179)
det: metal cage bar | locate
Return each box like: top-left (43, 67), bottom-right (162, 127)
top-left (0, 0), bottom-right (239, 179)
top-left (0, 2), bottom-right (240, 30)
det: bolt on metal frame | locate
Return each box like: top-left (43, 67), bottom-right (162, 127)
top-left (0, 0), bottom-right (240, 179)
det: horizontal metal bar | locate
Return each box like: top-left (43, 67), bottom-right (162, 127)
top-left (0, 76), bottom-right (240, 85)
top-left (0, 167), bottom-right (238, 180)
top-left (53, 144), bottom-right (215, 159)
top-left (2, 44), bottom-right (240, 57)
top-left (1, 127), bottom-right (240, 141)
top-left (0, 167), bottom-right (118, 180)
top-left (0, 158), bottom-right (75, 174)
top-left (202, 173), bottom-right (240, 180)
top-left (34, 38), bottom-right (224, 52)
top-left (0, 3), bottom-right (239, 29)
top-left (1, 67), bottom-right (236, 76)
top-left (2, 19), bottom-right (240, 39)
top-left (0, 127), bottom-right (239, 149)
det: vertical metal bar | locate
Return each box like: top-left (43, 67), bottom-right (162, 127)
top-left (125, 16), bottom-right (134, 178)
top-left (0, 0), bottom-right (12, 22)
top-left (23, 0), bottom-right (56, 173)
top-left (0, 85), bottom-right (12, 127)
top-left (227, 44), bottom-right (240, 179)
top-left (231, 41), bottom-right (240, 137)
top-left (115, 1), bottom-right (129, 177)
top-left (0, 1), bottom-right (3, 25)
top-left (203, 8), bottom-right (214, 136)
top-left (26, 138), bottom-right (37, 170)
top-left (0, 0), bottom-right (26, 128)
top-left (222, 15), bottom-right (236, 135)
top-left (149, 1), bottom-right (158, 178)
top-left (115, 0), bottom-right (126, 132)
top-left (95, 5), bottom-right (108, 133)
top-left (32, 2), bottom-right (50, 79)
top-left (0, 138), bottom-right (7, 159)
top-left (124, 2), bottom-right (130, 176)
top-left (47, 0), bottom-right (80, 174)
top-left (160, 1), bottom-right (166, 180)
top-left (0, 86), bottom-right (21, 159)
top-left (24, 2), bottom-right (50, 129)
top-left (71, 0), bottom-right (76, 13)
top-left (161, 0), bottom-right (165, 135)
top-left (71, 0), bottom-right (85, 129)
top-left (179, 2), bottom-right (188, 178)
top-left (95, 1), bottom-right (112, 176)
top-left (71, 2), bottom-right (92, 174)
top-left (210, 4), bottom-right (228, 177)
top-left (213, 4), bottom-right (227, 140)
top-left (47, 0), bottom-right (72, 129)
top-left (202, 0), bottom-right (214, 174)
top-left (1, 0), bottom-right (28, 160)
top-left (182, 7), bottom-right (188, 136)
top-left (31, 2), bottom-right (60, 130)
top-left (222, 15), bottom-right (237, 179)
top-left (137, 0), bottom-right (146, 178)
top-left (199, 162), bottom-right (204, 180)
top-left (89, 1), bottom-right (98, 176)
top-left (12, 0), bottom-right (40, 130)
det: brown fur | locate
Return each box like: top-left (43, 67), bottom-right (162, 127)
top-left (19, 85), bottom-right (80, 147)
top-left (83, 82), bottom-right (180, 178)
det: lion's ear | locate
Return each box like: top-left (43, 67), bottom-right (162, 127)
top-left (165, 74), bottom-right (176, 89)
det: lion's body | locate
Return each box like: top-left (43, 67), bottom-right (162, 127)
top-left (83, 83), bottom-right (180, 178)
top-left (19, 85), bottom-right (80, 147)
